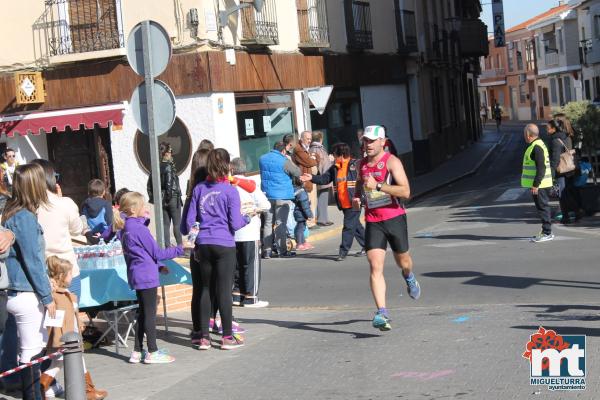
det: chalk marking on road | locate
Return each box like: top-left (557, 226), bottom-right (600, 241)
top-left (452, 316), bottom-right (470, 323)
top-left (518, 235), bottom-right (578, 242)
top-left (391, 370), bottom-right (455, 381)
top-left (425, 241), bottom-right (496, 248)
top-left (495, 188), bottom-right (528, 202)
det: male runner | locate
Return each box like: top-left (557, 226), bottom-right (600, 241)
top-left (353, 125), bottom-right (420, 331)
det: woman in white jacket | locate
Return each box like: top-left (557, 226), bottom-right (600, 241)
top-left (230, 158), bottom-right (271, 308)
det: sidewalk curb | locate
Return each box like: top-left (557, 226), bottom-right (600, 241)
top-left (409, 141), bottom-right (501, 203)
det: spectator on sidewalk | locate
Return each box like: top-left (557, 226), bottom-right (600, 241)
top-left (33, 159), bottom-right (88, 301)
top-left (522, 124), bottom-right (554, 243)
top-left (547, 118), bottom-right (582, 224)
top-left (0, 148), bottom-right (19, 194)
top-left (116, 192), bottom-right (184, 363)
top-left (293, 177), bottom-right (314, 251)
top-left (42, 256), bottom-right (107, 400)
top-left (81, 179), bottom-right (113, 238)
top-left (182, 149), bottom-right (249, 350)
top-left (307, 143), bottom-right (366, 261)
top-left (310, 131), bottom-right (334, 227)
top-left (230, 158), bottom-right (271, 308)
top-left (293, 131), bottom-right (318, 227)
top-left (259, 142), bottom-right (303, 259)
top-left (147, 142), bottom-right (183, 247)
top-left (2, 163), bottom-right (55, 399)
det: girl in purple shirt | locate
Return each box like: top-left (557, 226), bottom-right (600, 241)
top-left (182, 149), bottom-right (249, 350)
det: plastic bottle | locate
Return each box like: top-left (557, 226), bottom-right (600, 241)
top-left (188, 222), bottom-right (200, 244)
top-left (114, 240), bottom-right (124, 269)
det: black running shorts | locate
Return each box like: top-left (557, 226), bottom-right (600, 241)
top-left (365, 214), bottom-right (409, 253)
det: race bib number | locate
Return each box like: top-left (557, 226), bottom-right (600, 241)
top-left (365, 189), bottom-right (394, 209)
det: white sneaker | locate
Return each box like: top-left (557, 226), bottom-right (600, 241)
top-left (129, 350), bottom-right (145, 364)
top-left (531, 232), bottom-right (554, 243)
top-left (44, 381), bottom-right (64, 398)
top-left (243, 300), bottom-right (269, 308)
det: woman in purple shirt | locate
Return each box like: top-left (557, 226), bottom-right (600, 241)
top-left (183, 149), bottom-right (249, 350)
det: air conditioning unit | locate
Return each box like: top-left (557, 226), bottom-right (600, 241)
top-left (15, 72), bottom-right (45, 104)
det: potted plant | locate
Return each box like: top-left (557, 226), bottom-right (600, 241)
top-left (556, 101), bottom-right (600, 213)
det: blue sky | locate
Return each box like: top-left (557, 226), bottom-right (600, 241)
top-left (480, 0), bottom-right (563, 32)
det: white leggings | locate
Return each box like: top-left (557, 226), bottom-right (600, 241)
top-left (6, 292), bottom-right (47, 363)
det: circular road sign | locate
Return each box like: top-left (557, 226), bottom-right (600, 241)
top-left (126, 21), bottom-right (172, 77)
top-left (130, 79), bottom-right (176, 136)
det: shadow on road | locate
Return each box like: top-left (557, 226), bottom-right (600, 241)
top-left (422, 271), bottom-right (600, 291)
top-left (233, 318), bottom-right (381, 339)
top-left (511, 325), bottom-right (600, 337)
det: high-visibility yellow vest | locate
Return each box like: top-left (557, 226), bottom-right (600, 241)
top-left (521, 139), bottom-right (553, 188)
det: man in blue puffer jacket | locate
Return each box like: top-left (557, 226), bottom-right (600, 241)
top-left (259, 141), bottom-right (304, 259)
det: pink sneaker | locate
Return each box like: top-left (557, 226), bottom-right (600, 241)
top-left (296, 243), bottom-right (308, 251)
top-left (303, 242), bottom-right (314, 250)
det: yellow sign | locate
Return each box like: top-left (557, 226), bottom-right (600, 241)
top-left (15, 72), bottom-right (45, 104)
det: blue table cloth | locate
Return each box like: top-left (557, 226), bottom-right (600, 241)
top-left (79, 259), bottom-right (192, 309)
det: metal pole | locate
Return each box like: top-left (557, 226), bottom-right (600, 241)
top-left (61, 332), bottom-right (85, 400)
top-left (303, 88), bottom-right (312, 131)
top-left (141, 21), bottom-right (169, 333)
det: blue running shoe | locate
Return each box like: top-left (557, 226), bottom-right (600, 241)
top-left (372, 312), bottom-right (392, 331)
top-left (406, 276), bottom-right (421, 300)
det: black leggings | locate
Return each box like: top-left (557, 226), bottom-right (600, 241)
top-left (135, 288), bottom-right (158, 353)
top-left (190, 252), bottom-right (202, 332)
top-left (195, 244), bottom-right (236, 337)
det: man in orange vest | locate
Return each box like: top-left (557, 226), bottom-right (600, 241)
top-left (307, 143), bottom-right (366, 261)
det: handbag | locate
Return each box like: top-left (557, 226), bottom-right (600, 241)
top-left (556, 139), bottom-right (576, 174)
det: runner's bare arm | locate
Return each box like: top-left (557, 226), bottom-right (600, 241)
top-left (382, 156), bottom-right (410, 199)
top-left (352, 168), bottom-right (364, 209)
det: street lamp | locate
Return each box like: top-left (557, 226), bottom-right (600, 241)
top-left (219, 0), bottom-right (264, 27)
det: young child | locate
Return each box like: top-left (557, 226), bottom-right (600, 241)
top-left (43, 256), bottom-right (108, 400)
top-left (81, 179), bottom-right (113, 236)
top-left (114, 192), bottom-right (186, 364)
top-left (292, 177), bottom-right (314, 251)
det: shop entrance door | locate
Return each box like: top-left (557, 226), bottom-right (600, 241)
top-left (47, 125), bottom-right (115, 206)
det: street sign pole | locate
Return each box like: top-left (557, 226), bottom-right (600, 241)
top-left (303, 88), bottom-right (312, 131)
top-left (141, 21), bottom-right (166, 249)
top-left (141, 21), bottom-right (168, 332)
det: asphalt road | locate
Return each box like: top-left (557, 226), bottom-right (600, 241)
top-left (4, 123), bottom-right (599, 400)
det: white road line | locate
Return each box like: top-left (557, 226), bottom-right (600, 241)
top-left (415, 222), bottom-right (490, 236)
top-left (495, 188), bottom-right (528, 202)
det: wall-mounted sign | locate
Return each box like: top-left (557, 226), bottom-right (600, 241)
top-left (492, 0), bottom-right (506, 47)
top-left (15, 72), bottom-right (45, 104)
top-left (263, 116), bottom-right (272, 132)
top-left (245, 119), bottom-right (255, 136)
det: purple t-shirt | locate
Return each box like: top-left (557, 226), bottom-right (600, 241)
top-left (183, 180), bottom-right (248, 247)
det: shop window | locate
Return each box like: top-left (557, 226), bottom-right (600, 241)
top-left (236, 93), bottom-right (295, 173)
top-left (550, 78), bottom-right (558, 104)
top-left (134, 117), bottom-right (192, 176)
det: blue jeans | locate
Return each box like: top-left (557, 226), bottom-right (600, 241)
top-left (0, 306), bottom-right (20, 386)
top-left (294, 221), bottom-right (306, 245)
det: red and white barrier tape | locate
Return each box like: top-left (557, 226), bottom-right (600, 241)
top-left (0, 349), bottom-right (65, 378)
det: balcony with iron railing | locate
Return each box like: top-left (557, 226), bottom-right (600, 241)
top-left (297, 0), bottom-right (329, 48)
top-left (33, 0), bottom-right (124, 61)
top-left (395, 8), bottom-right (417, 54)
top-left (241, 0), bottom-right (279, 46)
top-left (545, 50), bottom-right (559, 66)
top-left (480, 68), bottom-right (506, 79)
top-left (345, 0), bottom-right (372, 50)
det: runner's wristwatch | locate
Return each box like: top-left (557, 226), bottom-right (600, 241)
top-left (376, 183), bottom-right (383, 191)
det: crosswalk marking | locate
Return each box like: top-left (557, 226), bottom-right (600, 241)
top-left (495, 188), bottom-right (528, 202)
